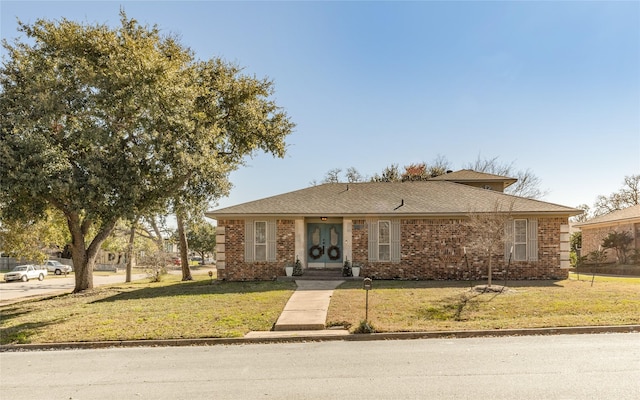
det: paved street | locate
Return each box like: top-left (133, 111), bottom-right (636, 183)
top-left (0, 267), bottom-right (214, 304)
top-left (1, 333), bottom-right (638, 399)
top-left (0, 273), bottom-right (147, 304)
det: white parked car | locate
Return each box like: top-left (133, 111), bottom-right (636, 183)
top-left (44, 260), bottom-right (72, 275)
top-left (4, 265), bottom-right (47, 282)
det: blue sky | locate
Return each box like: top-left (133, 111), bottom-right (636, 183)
top-left (2, 1), bottom-right (639, 212)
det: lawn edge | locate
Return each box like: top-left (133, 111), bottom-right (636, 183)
top-left (2, 324), bottom-right (638, 352)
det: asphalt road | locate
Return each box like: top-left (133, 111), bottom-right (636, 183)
top-left (1, 333), bottom-right (638, 399)
top-left (0, 267), bottom-right (214, 304)
top-left (0, 273), bottom-right (148, 304)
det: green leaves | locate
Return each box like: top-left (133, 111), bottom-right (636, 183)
top-left (1, 12), bottom-right (294, 291)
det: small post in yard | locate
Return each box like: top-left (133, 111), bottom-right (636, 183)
top-left (363, 277), bottom-right (373, 321)
top-left (464, 247), bottom-right (473, 288)
top-left (208, 270), bottom-right (214, 285)
top-left (504, 246), bottom-right (513, 288)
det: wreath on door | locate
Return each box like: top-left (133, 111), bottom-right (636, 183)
top-left (309, 245), bottom-right (323, 260)
top-left (327, 246), bottom-right (341, 260)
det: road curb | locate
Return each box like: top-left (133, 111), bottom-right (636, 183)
top-left (1, 325), bottom-right (638, 352)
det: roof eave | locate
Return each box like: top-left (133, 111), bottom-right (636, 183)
top-left (574, 215), bottom-right (640, 228)
top-left (206, 210), bottom-right (581, 220)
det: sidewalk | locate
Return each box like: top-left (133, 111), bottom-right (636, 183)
top-left (245, 280), bottom-right (349, 338)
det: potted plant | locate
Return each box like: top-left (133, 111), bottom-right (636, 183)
top-left (352, 262), bottom-right (361, 277)
top-left (292, 257), bottom-right (303, 276)
top-left (342, 259), bottom-right (352, 277)
top-left (285, 263), bottom-right (294, 277)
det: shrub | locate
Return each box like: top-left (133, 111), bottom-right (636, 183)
top-left (353, 320), bottom-right (376, 334)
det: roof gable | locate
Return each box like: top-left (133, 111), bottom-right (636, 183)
top-left (430, 169), bottom-right (517, 189)
top-left (574, 204), bottom-right (640, 227)
top-left (207, 181), bottom-right (580, 218)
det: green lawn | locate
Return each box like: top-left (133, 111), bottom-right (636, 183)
top-left (0, 274), bottom-right (295, 344)
top-left (327, 274), bottom-right (640, 332)
top-left (1, 273), bottom-right (638, 345)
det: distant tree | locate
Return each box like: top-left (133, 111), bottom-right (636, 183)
top-left (569, 231), bottom-right (583, 268)
top-left (101, 220), bottom-right (131, 265)
top-left (371, 164), bottom-right (401, 182)
top-left (426, 154), bottom-right (452, 177)
top-left (570, 231), bottom-right (582, 253)
top-left (322, 168), bottom-right (342, 184)
top-left (571, 204), bottom-right (592, 223)
top-left (601, 231), bottom-right (633, 264)
top-left (463, 155), bottom-right (546, 199)
top-left (0, 208), bottom-right (70, 263)
top-left (136, 216), bottom-right (174, 254)
top-left (401, 163), bottom-right (429, 182)
top-left (0, 13), bottom-right (293, 292)
top-left (593, 175), bottom-right (640, 216)
top-left (398, 155), bottom-right (452, 182)
top-left (345, 167), bottom-right (364, 183)
top-left (311, 166), bottom-right (365, 185)
top-left (121, 217), bottom-right (165, 282)
top-left (186, 219), bottom-right (217, 264)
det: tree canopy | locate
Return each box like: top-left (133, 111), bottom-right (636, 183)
top-left (571, 174), bottom-right (639, 221)
top-left (312, 155), bottom-right (545, 200)
top-left (593, 175), bottom-right (639, 217)
top-left (185, 219), bottom-right (217, 263)
top-left (0, 12), bottom-right (294, 292)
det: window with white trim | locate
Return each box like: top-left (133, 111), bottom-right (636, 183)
top-left (513, 219), bottom-right (527, 261)
top-left (254, 221), bottom-right (267, 261)
top-left (378, 220), bottom-right (391, 261)
top-left (367, 219), bottom-right (401, 262)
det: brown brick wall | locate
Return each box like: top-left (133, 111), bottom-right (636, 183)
top-left (352, 217), bottom-right (568, 280)
top-left (581, 222), bottom-right (636, 263)
top-left (216, 219), bottom-right (295, 281)
top-left (217, 217), bottom-right (569, 281)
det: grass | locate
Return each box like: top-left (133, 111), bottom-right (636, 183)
top-left (0, 273), bottom-right (295, 344)
top-left (1, 273), bottom-right (639, 345)
top-left (326, 275), bottom-right (640, 333)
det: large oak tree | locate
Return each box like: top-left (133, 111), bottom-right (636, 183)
top-left (0, 13), bottom-right (294, 292)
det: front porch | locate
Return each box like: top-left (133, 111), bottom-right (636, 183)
top-left (277, 267), bottom-right (363, 281)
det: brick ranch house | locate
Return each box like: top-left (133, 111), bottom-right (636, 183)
top-left (206, 170), bottom-right (581, 281)
top-left (574, 204), bottom-right (640, 263)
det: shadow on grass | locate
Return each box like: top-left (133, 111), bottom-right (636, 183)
top-left (0, 319), bottom-right (61, 344)
top-left (91, 279), bottom-right (296, 304)
top-left (0, 307), bottom-right (33, 323)
top-left (416, 290), bottom-right (505, 322)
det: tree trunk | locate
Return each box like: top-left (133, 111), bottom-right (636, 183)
top-left (125, 222), bottom-right (137, 283)
top-left (487, 250), bottom-right (493, 288)
top-left (176, 212), bottom-right (192, 281)
top-left (66, 212), bottom-right (117, 292)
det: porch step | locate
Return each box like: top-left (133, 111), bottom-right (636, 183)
top-left (277, 268), bottom-right (363, 282)
top-left (303, 268), bottom-right (342, 277)
top-left (285, 268), bottom-right (349, 281)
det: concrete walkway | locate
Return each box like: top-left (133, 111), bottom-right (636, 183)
top-left (245, 280), bottom-right (348, 338)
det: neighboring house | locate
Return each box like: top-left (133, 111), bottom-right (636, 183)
top-left (574, 205), bottom-right (640, 263)
top-left (206, 170), bottom-right (581, 281)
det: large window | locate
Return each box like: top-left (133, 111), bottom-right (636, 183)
top-left (244, 219), bottom-right (276, 262)
top-left (505, 218), bottom-right (538, 262)
top-left (254, 221), bottom-right (267, 261)
top-left (367, 219), bottom-right (400, 262)
top-left (378, 220), bottom-right (391, 261)
top-left (513, 219), bottom-right (527, 261)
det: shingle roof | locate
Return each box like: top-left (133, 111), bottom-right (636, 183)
top-left (430, 169), bottom-right (517, 188)
top-left (573, 204), bottom-right (640, 227)
top-left (206, 181), bottom-right (580, 218)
